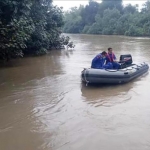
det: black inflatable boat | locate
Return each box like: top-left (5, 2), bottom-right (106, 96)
top-left (81, 54), bottom-right (149, 85)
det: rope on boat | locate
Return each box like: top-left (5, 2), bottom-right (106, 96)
top-left (105, 69), bottom-right (118, 72)
top-left (105, 63), bottom-right (146, 73)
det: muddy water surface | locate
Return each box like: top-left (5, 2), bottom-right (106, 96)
top-left (0, 34), bottom-right (150, 150)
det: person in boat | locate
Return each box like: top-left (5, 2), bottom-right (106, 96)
top-left (91, 51), bottom-right (113, 69)
top-left (106, 48), bottom-right (120, 69)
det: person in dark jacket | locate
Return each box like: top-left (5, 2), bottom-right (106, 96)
top-left (91, 51), bottom-right (113, 69)
top-left (106, 48), bottom-right (120, 69)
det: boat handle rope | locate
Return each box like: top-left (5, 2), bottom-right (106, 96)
top-left (105, 68), bottom-right (131, 72)
top-left (105, 69), bottom-right (118, 72)
top-left (105, 65), bottom-right (143, 72)
top-left (84, 69), bottom-right (89, 86)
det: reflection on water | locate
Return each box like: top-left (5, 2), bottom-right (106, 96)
top-left (81, 82), bottom-right (134, 107)
top-left (0, 34), bottom-right (150, 150)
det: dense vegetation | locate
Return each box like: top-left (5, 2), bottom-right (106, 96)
top-left (63, 0), bottom-right (150, 37)
top-left (0, 0), bottom-right (68, 61)
top-left (1, 0), bottom-right (150, 61)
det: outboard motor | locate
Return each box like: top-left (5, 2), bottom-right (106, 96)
top-left (119, 54), bottom-right (133, 68)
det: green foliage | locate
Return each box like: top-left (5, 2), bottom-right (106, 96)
top-left (125, 25), bottom-right (144, 36)
top-left (123, 4), bottom-right (138, 14)
top-left (0, 0), bottom-right (66, 61)
top-left (0, 0), bottom-right (34, 60)
top-left (80, 1), bottom-right (100, 26)
top-left (63, 6), bottom-right (84, 33)
top-left (35, 48), bottom-right (47, 55)
top-left (87, 23), bottom-right (102, 34)
top-left (82, 25), bottom-right (91, 34)
top-left (100, 0), bottom-right (123, 14)
top-left (63, 0), bottom-right (150, 37)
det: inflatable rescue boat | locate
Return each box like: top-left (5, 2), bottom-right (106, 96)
top-left (81, 54), bottom-right (149, 85)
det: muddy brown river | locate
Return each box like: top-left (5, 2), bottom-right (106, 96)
top-left (0, 34), bottom-right (150, 150)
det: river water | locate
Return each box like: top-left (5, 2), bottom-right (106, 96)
top-left (0, 34), bottom-right (150, 150)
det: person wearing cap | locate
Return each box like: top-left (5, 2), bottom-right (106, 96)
top-left (91, 51), bottom-right (113, 69)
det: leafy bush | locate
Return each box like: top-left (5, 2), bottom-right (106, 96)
top-left (0, 0), bottom-right (66, 61)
